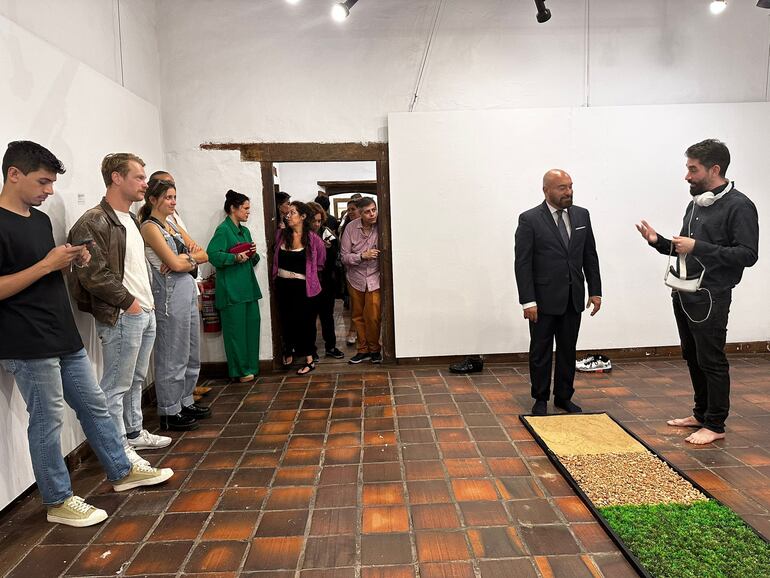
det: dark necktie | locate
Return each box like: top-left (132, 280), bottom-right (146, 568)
top-left (556, 209), bottom-right (570, 246)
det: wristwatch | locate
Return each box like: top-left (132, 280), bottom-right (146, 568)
top-left (187, 254), bottom-right (197, 268)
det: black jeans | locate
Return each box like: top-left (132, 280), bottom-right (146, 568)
top-left (314, 281), bottom-right (337, 352)
top-left (672, 293), bottom-right (731, 433)
top-left (528, 306), bottom-right (582, 403)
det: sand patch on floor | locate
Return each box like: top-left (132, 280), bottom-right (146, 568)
top-left (524, 413), bottom-right (646, 456)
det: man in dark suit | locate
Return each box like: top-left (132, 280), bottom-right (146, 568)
top-left (515, 169), bottom-right (602, 416)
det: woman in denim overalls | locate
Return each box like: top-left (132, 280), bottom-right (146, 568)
top-left (139, 179), bottom-right (210, 431)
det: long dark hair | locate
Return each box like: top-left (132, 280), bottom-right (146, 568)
top-left (280, 201), bottom-right (313, 250)
top-left (224, 189), bottom-right (249, 213)
top-left (140, 179), bottom-right (175, 222)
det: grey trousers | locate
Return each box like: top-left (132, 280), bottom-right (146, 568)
top-left (152, 272), bottom-right (201, 416)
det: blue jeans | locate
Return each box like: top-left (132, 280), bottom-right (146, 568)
top-left (0, 349), bottom-right (131, 505)
top-left (152, 273), bottom-right (200, 415)
top-left (96, 311), bottom-right (156, 439)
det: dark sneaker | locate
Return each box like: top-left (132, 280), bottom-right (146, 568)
top-left (181, 403), bottom-right (212, 419)
top-left (370, 352), bottom-right (382, 364)
top-left (312, 352), bottom-right (320, 363)
top-left (449, 356), bottom-right (483, 374)
top-left (349, 352), bottom-right (371, 364)
top-left (325, 348), bottom-right (345, 359)
top-left (160, 413), bottom-right (198, 431)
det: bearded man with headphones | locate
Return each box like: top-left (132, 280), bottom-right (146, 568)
top-left (636, 139), bottom-right (759, 445)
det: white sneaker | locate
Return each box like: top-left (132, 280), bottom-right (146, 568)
top-left (123, 445), bottom-right (151, 468)
top-left (576, 353), bottom-right (612, 373)
top-left (128, 429), bottom-right (172, 450)
top-left (47, 496), bottom-right (107, 527)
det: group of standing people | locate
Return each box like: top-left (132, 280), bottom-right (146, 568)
top-left (0, 142), bottom-right (177, 528)
top-left (270, 192), bottom-right (383, 374)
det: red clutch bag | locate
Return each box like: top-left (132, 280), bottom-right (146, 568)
top-left (228, 242), bottom-right (255, 256)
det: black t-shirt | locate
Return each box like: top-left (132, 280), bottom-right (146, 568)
top-left (0, 207), bottom-right (83, 359)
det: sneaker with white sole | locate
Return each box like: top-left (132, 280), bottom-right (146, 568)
top-left (576, 353), bottom-right (612, 373)
top-left (123, 445), bottom-right (151, 468)
top-left (113, 463), bottom-right (174, 492)
top-left (127, 429), bottom-right (172, 450)
top-left (348, 352), bottom-right (371, 364)
top-left (47, 495), bottom-right (107, 527)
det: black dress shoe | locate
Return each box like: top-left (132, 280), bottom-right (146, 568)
top-left (554, 399), bottom-right (582, 413)
top-left (160, 413), bottom-right (199, 431)
top-left (181, 403), bottom-right (212, 419)
top-left (531, 400), bottom-right (547, 416)
top-left (448, 356), bottom-right (484, 374)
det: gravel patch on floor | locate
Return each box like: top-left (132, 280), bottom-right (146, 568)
top-left (560, 451), bottom-right (707, 507)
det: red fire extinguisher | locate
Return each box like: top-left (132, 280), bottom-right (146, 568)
top-left (200, 274), bottom-right (221, 332)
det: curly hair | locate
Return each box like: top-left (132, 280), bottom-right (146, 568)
top-left (280, 201), bottom-right (313, 251)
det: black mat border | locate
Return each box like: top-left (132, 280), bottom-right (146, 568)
top-left (519, 411), bottom-right (770, 578)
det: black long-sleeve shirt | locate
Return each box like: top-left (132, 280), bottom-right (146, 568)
top-left (652, 182), bottom-right (758, 298)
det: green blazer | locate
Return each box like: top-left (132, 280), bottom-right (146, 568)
top-left (207, 217), bottom-right (263, 309)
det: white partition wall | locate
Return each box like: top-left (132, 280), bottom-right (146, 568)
top-left (389, 103), bottom-right (770, 358)
top-left (0, 14), bottom-right (163, 509)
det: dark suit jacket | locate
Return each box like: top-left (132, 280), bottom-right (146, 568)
top-left (514, 202), bottom-right (602, 316)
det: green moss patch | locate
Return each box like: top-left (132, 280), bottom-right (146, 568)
top-left (599, 500), bottom-right (770, 578)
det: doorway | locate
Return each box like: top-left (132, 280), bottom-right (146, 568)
top-left (201, 142), bottom-right (394, 370)
top-left (274, 161), bottom-right (377, 371)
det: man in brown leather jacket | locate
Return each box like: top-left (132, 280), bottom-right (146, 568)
top-left (68, 153), bottom-right (170, 465)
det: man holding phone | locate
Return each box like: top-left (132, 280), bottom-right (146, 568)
top-left (341, 197), bottom-right (383, 363)
top-left (68, 153), bottom-right (170, 464)
top-left (0, 141), bottom-right (172, 527)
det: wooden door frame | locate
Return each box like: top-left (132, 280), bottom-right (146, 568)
top-left (201, 142), bottom-right (395, 368)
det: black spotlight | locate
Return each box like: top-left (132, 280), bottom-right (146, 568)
top-left (758, 0), bottom-right (770, 8)
top-left (534, 0), bottom-right (551, 23)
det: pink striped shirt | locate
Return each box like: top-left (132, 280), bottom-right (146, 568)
top-left (340, 218), bottom-right (380, 292)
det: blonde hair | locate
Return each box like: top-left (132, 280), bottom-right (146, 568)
top-left (101, 153), bottom-right (145, 187)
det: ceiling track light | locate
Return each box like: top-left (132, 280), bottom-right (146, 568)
top-left (332, 0), bottom-right (359, 22)
top-left (534, 0), bottom-right (551, 23)
top-left (710, 0), bottom-right (727, 14)
top-left (757, 0), bottom-right (770, 8)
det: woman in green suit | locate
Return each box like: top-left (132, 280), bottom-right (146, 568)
top-left (207, 190), bottom-right (262, 382)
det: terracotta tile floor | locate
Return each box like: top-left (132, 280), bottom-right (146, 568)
top-left (1, 356), bottom-right (769, 577)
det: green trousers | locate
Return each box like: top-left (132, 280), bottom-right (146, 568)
top-left (219, 301), bottom-right (260, 378)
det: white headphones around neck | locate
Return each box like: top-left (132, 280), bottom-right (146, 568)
top-left (692, 181), bottom-right (733, 207)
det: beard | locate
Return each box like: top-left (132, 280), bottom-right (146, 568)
top-left (689, 179), bottom-right (708, 196)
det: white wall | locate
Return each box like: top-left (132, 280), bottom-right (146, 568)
top-left (275, 161), bottom-right (376, 203)
top-left (157, 0), bottom-right (770, 363)
top-left (0, 0), bottom-right (161, 107)
top-left (0, 13), bottom-right (163, 509)
top-left (388, 103), bottom-right (770, 357)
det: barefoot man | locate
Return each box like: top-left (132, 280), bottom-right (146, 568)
top-left (636, 139), bottom-right (758, 445)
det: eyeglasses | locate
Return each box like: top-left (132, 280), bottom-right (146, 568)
top-left (147, 179), bottom-right (175, 195)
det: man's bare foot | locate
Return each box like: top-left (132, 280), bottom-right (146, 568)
top-left (667, 416), bottom-right (703, 428)
top-left (685, 428), bottom-right (725, 445)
